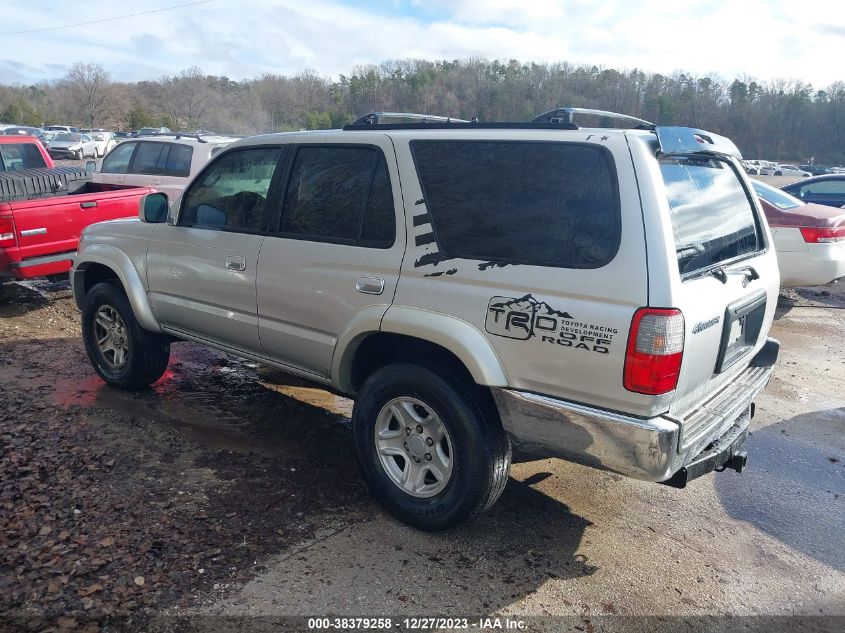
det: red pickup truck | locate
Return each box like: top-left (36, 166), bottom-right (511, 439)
top-left (0, 136), bottom-right (152, 284)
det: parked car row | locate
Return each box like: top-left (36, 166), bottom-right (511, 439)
top-left (742, 160), bottom-right (812, 177)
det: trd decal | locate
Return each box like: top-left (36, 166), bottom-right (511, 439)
top-left (485, 295), bottom-right (618, 354)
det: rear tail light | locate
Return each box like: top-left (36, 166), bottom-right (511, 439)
top-left (800, 226), bottom-right (845, 243)
top-left (0, 215), bottom-right (16, 248)
top-left (624, 308), bottom-right (685, 395)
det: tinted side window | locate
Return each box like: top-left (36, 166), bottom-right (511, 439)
top-left (179, 148), bottom-right (282, 232)
top-left (411, 141), bottom-right (620, 268)
top-left (803, 180), bottom-right (845, 194)
top-left (360, 158), bottom-right (396, 247)
top-left (131, 142), bottom-right (167, 175)
top-left (101, 142), bottom-right (136, 174)
top-left (160, 144), bottom-right (193, 177)
top-left (279, 146), bottom-right (395, 247)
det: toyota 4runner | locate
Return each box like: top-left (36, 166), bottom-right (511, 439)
top-left (71, 109), bottom-right (780, 530)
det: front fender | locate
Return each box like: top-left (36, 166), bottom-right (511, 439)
top-left (72, 244), bottom-right (162, 333)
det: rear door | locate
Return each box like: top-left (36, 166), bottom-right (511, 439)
top-left (645, 153), bottom-right (779, 421)
top-left (256, 138), bottom-right (405, 378)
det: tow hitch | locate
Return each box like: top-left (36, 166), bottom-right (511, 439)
top-left (662, 416), bottom-right (750, 489)
top-left (718, 450), bottom-right (748, 474)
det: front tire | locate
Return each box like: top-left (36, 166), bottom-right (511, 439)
top-left (353, 363), bottom-right (511, 530)
top-left (82, 282), bottom-right (170, 389)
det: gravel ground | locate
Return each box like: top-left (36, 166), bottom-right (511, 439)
top-left (0, 278), bottom-right (843, 632)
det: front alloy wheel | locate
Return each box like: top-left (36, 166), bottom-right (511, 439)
top-left (92, 304), bottom-right (129, 369)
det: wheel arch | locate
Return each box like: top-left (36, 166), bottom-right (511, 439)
top-left (334, 307), bottom-right (509, 395)
top-left (73, 245), bottom-right (162, 333)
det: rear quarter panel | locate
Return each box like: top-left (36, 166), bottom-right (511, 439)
top-left (388, 130), bottom-right (653, 415)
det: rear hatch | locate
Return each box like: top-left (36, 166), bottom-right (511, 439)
top-left (647, 148), bottom-right (779, 439)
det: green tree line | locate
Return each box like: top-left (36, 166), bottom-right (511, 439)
top-left (2, 59), bottom-right (843, 164)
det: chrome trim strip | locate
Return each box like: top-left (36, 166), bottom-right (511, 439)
top-left (20, 227), bottom-right (47, 237)
top-left (10, 251), bottom-right (76, 268)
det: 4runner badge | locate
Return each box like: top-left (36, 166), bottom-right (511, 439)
top-left (485, 295), bottom-right (617, 354)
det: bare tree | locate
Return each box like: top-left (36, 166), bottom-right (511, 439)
top-left (66, 63), bottom-right (112, 127)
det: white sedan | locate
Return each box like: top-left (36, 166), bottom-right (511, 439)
top-left (89, 132), bottom-right (115, 158)
top-left (752, 180), bottom-right (845, 286)
top-left (47, 133), bottom-right (99, 160)
top-left (772, 164), bottom-right (811, 177)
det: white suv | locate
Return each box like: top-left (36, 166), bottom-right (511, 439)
top-left (94, 134), bottom-right (236, 200)
top-left (72, 109), bottom-right (780, 530)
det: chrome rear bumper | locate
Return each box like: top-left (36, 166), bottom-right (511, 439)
top-left (492, 338), bottom-right (778, 483)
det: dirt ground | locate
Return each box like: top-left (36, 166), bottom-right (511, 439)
top-left (0, 278), bottom-right (843, 632)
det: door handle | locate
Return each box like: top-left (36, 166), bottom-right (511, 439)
top-left (225, 255), bottom-right (246, 272)
top-left (80, 201), bottom-right (97, 209)
top-left (356, 276), bottom-right (384, 295)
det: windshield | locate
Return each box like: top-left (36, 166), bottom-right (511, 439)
top-left (54, 133), bottom-right (80, 142)
top-left (751, 180), bottom-right (804, 210)
top-left (660, 156), bottom-right (762, 276)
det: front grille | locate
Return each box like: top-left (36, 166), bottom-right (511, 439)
top-left (679, 365), bottom-right (770, 450)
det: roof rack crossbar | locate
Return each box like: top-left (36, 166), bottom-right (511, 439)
top-left (148, 132), bottom-right (209, 143)
top-left (532, 107), bottom-right (654, 129)
top-left (351, 112), bottom-right (471, 126)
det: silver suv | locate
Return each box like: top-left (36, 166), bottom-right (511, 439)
top-left (71, 109), bottom-right (780, 530)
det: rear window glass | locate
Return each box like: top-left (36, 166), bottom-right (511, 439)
top-left (411, 141), bottom-right (620, 268)
top-left (660, 157), bottom-right (761, 275)
top-left (0, 143), bottom-right (47, 171)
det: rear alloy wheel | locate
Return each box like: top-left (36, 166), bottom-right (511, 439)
top-left (353, 362), bottom-right (511, 530)
top-left (82, 282), bottom-right (170, 389)
top-left (374, 397), bottom-right (454, 498)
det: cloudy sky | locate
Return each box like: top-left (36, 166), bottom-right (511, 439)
top-left (1, 0), bottom-right (843, 86)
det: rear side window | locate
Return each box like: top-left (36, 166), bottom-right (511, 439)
top-left (278, 146), bottom-right (396, 248)
top-left (0, 143), bottom-right (47, 171)
top-left (132, 142), bottom-right (167, 175)
top-left (128, 142), bottom-right (193, 177)
top-left (160, 144), bottom-right (193, 177)
top-left (179, 147), bottom-right (282, 232)
top-left (660, 157), bottom-right (761, 275)
top-left (101, 142), bottom-right (136, 174)
top-left (411, 141), bottom-right (620, 268)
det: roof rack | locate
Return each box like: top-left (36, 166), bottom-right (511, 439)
top-left (532, 107), bottom-right (654, 129)
top-left (350, 112), bottom-right (471, 126)
top-left (145, 132), bottom-right (235, 143)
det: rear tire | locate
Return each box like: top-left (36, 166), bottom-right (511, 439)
top-left (82, 282), bottom-right (170, 389)
top-left (352, 362), bottom-right (511, 530)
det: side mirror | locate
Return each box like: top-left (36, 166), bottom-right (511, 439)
top-left (139, 192), bottom-right (169, 223)
top-left (84, 160), bottom-right (97, 174)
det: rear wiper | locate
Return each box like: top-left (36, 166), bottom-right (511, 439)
top-left (709, 265), bottom-right (759, 285)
